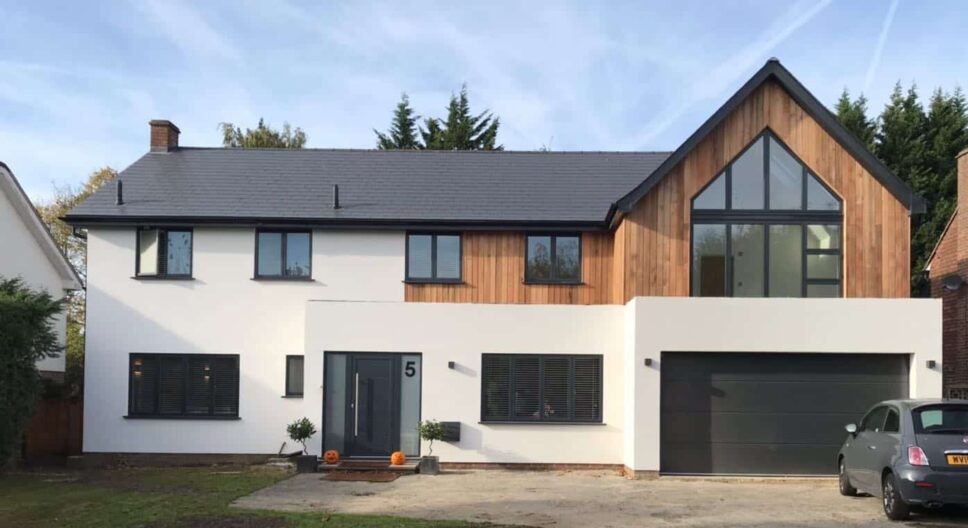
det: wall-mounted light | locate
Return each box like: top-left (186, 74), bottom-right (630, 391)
top-left (448, 361), bottom-right (455, 369)
top-left (943, 274), bottom-right (965, 292)
top-left (927, 360), bottom-right (937, 369)
top-left (644, 358), bottom-right (653, 367)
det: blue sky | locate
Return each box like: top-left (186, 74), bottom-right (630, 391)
top-left (2, 0), bottom-right (966, 201)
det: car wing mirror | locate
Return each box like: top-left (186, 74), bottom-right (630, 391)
top-left (845, 423), bottom-right (857, 435)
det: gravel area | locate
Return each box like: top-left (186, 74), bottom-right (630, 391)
top-left (233, 469), bottom-right (968, 527)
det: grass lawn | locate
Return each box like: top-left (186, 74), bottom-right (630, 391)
top-left (0, 465), bottom-right (490, 528)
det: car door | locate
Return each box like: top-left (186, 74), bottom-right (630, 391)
top-left (869, 407), bottom-right (902, 480)
top-left (848, 406), bottom-right (888, 492)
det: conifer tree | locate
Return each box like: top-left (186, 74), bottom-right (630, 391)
top-left (375, 94), bottom-right (420, 150)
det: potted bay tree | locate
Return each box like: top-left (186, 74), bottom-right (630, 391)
top-left (418, 420), bottom-right (444, 475)
top-left (287, 417), bottom-right (318, 473)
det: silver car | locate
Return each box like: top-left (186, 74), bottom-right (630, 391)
top-left (838, 399), bottom-right (968, 520)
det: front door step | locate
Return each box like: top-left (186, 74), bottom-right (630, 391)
top-left (319, 458), bottom-right (419, 474)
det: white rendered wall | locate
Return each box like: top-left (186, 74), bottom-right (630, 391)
top-left (0, 188), bottom-right (68, 372)
top-left (624, 296), bottom-right (943, 472)
top-left (305, 301), bottom-right (626, 464)
top-left (83, 227), bottom-right (404, 453)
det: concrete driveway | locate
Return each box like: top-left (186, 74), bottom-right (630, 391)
top-left (233, 469), bottom-right (968, 527)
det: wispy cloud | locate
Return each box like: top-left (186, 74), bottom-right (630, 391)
top-left (623, 0), bottom-right (834, 149)
top-left (136, 0), bottom-right (241, 63)
top-left (864, 0), bottom-right (900, 94)
top-left (1, 0), bottom-right (964, 202)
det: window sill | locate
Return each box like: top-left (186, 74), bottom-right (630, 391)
top-left (124, 415), bottom-right (240, 420)
top-left (281, 394), bottom-right (304, 399)
top-left (403, 279), bottom-right (464, 285)
top-left (479, 421), bottom-right (604, 426)
top-left (251, 277), bottom-right (314, 282)
top-left (522, 280), bottom-right (584, 286)
top-left (131, 276), bottom-right (195, 281)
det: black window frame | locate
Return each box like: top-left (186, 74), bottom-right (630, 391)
top-left (480, 353), bottom-right (603, 424)
top-left (253, 229), bottom-right (313, 281)
top-left (126, 353), bottom-right (240, 419)
top-left (404, 232), bottom-right (463, 284)
top-left (690, 130), bottom-right (843, 298)
top-left (285, 355), bottom-right (304, 397)
top-left (135, 227), bottom-right (194, 279)
top-left (524, 233), bottom-right (583, 285)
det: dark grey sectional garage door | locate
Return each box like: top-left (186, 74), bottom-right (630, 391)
top-left (660, 352), bottom-right (909, 475)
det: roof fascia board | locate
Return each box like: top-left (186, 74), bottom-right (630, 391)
top-left (63, 215), bottom-right (609, 232)
top-left (613, 59), bottom-right (925, 215)
top-left (0, 162), bottom-right (83, 290)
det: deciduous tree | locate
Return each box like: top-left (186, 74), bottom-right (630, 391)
top-left (220, 118), bottom-right (307, 148)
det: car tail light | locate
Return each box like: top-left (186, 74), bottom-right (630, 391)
top-left (908, 446), bottom-right (930, 466)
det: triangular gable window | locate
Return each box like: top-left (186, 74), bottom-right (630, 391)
top-left (692, 132), bottom-right (841, 212)
top-left (690, 131), bottom-right (843, 299)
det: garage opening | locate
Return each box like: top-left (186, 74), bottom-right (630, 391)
top-left (660, 352), bottom-right (909, 475)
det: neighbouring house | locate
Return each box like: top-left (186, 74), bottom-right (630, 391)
top-left (0, 162), bottom-right (83, 379)
top-left (65, 59), bottom-right (942, 477)
top-left (925, 149), bottom-right (968, 399)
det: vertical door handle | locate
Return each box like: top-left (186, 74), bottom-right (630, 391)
top-left (354, 372), bottom-right (360, 437)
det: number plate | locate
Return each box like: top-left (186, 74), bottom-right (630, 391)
top-left (946, 454), bottom-right (968, 465)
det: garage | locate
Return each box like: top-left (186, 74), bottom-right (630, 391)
top-left (660, 352), bottom-right (909, 475)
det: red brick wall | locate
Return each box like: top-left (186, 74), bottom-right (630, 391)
top-left (930, 149), bottom-right (968, 396)
top-left (929, 213), bottom-right (964, 393)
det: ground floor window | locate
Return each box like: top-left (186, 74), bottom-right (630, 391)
top-left (286, 355), bottom-right (304, 396)
top-left (128, 354), bottom-right (239, 418)
top-left (481, 354), bottom-right (602, 423)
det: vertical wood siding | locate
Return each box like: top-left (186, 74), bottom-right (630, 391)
top-left (406, 79), bottom-right (910, 304)
top-left (404, 232), bottom-right (616, 304)
top-left (616, 79), bottom-right (910, 301)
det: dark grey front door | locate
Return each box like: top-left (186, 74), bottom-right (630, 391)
top-left (347, 355), bottom-right (398, 457)
top-left (660, 352), bottom-right (909, 475)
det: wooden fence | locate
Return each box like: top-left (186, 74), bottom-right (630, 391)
top-left (23, 399), bottom-right (83, 458)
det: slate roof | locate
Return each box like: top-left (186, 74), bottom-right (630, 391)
top-left (66, 148), bottom-right (670, 227)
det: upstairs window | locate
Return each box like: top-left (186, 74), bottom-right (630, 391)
top-left (406, 233), bottom-right (462, 282)
top-left (128, 353), bottom-right (239, 418)
top-left (481, 354), bottom-right (602, 423)
top-left (255, 231), bottom-right (311, 279)
top-left (137, 228), bottom-right (192, 278)
top-left (691, 131), bottom-right (842, 298)
top-left (525, 234), bottom-right (581, 284)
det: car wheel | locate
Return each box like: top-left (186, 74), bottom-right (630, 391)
top-left (839, 460), bottom-right (857, 496)
top-left (882, 473), bottom-right (911, 521)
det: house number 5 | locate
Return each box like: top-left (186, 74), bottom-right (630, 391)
top-left (404, 361), bottom-right (416, 377)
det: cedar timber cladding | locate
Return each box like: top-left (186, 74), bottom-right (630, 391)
top-left (617, 79), bottom-right (911, 301)
top-left (404, 232), bottom-right (617, 304)
top-left (406, 79), bottom-right (913, 306)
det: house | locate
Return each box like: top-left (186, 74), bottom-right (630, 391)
top-left (0, 162), bottom-right (82, 379)
top-left (65, 59), bottom-right (941, 477)
top-left (925, 149), bottom-right (968, 399)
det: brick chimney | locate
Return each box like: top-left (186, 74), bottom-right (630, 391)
top-left (149, 120), bottom-right (180, 152)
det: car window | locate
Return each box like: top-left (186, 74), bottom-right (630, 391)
top-left (860, 406), bottom-right (888, 433)
top-left (883, 408), bottom-right (900, 433)
top-left (914, 405), bottom-right (968, 434)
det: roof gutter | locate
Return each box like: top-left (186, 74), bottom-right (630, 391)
top-left (62, 214), bottom-right (611, 233)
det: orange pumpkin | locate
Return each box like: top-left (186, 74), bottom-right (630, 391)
top-left (390, 451), bottom-right (406, 465)
top-left (323, 450), bottom-right (340, 465)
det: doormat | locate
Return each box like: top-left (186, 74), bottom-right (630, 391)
top-left (323, 471), bottom-right (400, 483)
